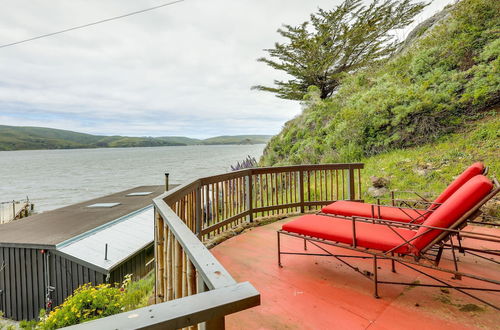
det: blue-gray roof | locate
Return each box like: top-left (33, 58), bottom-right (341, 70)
top-left (56, 206), bottom-right (154, 273)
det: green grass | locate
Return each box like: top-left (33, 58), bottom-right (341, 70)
top-left (360, 114), bottom-right (499, 211)
top-left (121, 272), bottom-right (155, 311)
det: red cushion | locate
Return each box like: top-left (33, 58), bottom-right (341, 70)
top-left (282, 214), bottom-right (415, 254)
top-left (322, 201), bottom-right (427, 223)
top-left (431, 162), bottom-right (484, 207)
top-left (321, 162), bottom-right (484, 223)
top-left (413, 175), bottom-right (493, 251)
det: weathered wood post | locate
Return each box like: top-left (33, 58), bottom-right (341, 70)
top-left (245, 172), bottom-right (253, 222)
top-left (174, 241), bottom-right (183, 299)
top-left (153, 207), bottom-right (157, 303)
top-left (196, 186), bottom-right (202, 239)
top-left (205, 316), bottom-right (225, 330)
top-left (195, 272), bottom-right (226, 329)
top-left (155, 209), bottom-right (165, 303)
top-left (166, 230), bottom-right (174, 300)
top-left (347, 166), bottom-right (356, 200)
top-left (163, 225), bottom-right (169, 300)
top-left (299, 171), bottom-right (305, 213)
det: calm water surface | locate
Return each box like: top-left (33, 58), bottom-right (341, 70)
top-left (0, 145), bottom-right (265, 212)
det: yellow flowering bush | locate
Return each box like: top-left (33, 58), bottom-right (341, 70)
top-left (38, 282), bottom-right (126, 329)
top-left (18, 274), bottom-right (154, 329)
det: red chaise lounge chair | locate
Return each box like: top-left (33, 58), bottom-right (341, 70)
top-left (278, 174), bottom-right (500, 308)
top-left (321, 162), bottom-right (485, 223)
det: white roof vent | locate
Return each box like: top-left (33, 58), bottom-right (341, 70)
top-left (126, 192), bottom-right (152, 196)
top-left (87, 203), bottom-right (121, 208)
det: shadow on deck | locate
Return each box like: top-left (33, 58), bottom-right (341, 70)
top-left (212, 217), bottom-right (500, 330)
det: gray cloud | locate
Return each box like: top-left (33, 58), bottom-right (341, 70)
top-left (0, 0), bottom-right (455, 138)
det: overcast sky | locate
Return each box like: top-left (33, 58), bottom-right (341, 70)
top-left (0, 0), bottom-right (455, 138)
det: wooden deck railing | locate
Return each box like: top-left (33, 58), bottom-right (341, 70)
top-left (153, 164), bottom-right (362, 328)
top-left (166, 163), bottom-right (363, 242)
top-left (68, 163), bottom-right (363, 329)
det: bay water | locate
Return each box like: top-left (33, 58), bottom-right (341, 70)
top-left (0, 144), bottom-right (265, 212)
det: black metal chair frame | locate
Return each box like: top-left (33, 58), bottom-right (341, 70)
top-left (277, 178), bottom-right (500, 309)
top-left (353, 166), bottom-right (491, 224)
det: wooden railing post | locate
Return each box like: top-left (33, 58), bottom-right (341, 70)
top-left (174, 241), bottom-right (182, 299)
top-left (299, 171), bottom-right (305, 213)
top-left (347, 166), bottom-right (356, 200)
top-left (154, 207), bottom-right (158, 304)
top-left (245, 173), bottom-right (253, 222)
top-left (195, 272), bottom-right (225, 330)
top-left (205, 316), bottom-right (225, 330)
top-left (195, 187), bottom-right (202, 239)
top-left (155, 208), bottom-right (165, 303)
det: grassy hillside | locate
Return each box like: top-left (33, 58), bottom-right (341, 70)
top-left (360, 114), bottom-right (499, 210)
top-left (157, 136), bottom-right (202, 145)
top-left (0, 125), bottom-right (271, 151)
top-left (203, 135), bottom-right (272, 145)
top-left (260, 0), bottom-right (499, 166)
top-left (0, 125), bottom-right (184, 150)
top-left (0, 125), bottom-right (98, 150)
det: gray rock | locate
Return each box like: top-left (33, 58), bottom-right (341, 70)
top-left (414, 163), bottom-right (435, 176)
top-left (368, 186), bottom-right (389, 198)
top-left (370, 176), bottom-right (390, 188)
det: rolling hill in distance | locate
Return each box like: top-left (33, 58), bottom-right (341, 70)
top-left (0, 125), bottom-right (272, 151)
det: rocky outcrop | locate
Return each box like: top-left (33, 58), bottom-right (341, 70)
top-left (398, 4), bottom-right (453, 53)
top-left (367, 176), bottom-right (390, 197)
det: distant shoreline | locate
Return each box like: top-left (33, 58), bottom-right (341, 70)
top-left (0, 143), bottom-right (268, 152)
top-left (0, 124), bottom-right (272, 151)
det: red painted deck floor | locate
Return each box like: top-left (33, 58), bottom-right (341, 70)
top-left (211, 217), bottom-right (500, 330)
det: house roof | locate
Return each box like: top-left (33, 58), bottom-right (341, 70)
top-left (56, 205), bottom-right (154, 273)
top-left (0, 185), bottom-right (165, 248)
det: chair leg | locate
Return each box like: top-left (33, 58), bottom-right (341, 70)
top-left (450, 236), bottom-right (461, 279)
top-left (373, 255), bottom-right (380, 298)
top-left (304, 238), bottom-right (307, 251)
top-left (391, 252), bottom-right (396, 273)
top-left (434, 245), bottom-right (444, 266)
top-left (277, 231), bottom-right (283, 268)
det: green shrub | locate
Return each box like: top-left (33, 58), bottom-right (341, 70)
top-left (31, 273), bottom-right (154, 329)
top-left (38, 283), bottom-right (125, 329)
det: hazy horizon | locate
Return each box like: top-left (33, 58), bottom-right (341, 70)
top-left (0, 123), bottom-right (273, 139)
